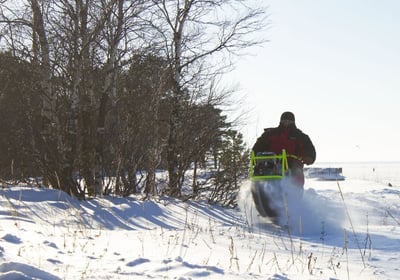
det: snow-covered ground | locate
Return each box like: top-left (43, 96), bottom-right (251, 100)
top-left (0, 162), bottom-right (399, 279)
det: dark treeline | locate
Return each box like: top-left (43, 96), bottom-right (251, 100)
top-left (0, 0), bottom-right (266, 204)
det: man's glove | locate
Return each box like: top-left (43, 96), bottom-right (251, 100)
top-left (302, 156), bottom-right (314, 165)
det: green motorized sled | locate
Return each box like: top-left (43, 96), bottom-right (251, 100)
top-left (249, 149), bottom-right (289, 181)
top-left (249, 149), bottom-right (290, 219)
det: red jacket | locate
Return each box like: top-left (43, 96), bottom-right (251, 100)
top-left (252, 124), bottom-right (316, 168)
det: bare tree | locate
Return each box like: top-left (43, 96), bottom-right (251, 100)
top-left (0, 0), bottom-right (82, 195)
top-left (0, 0), bottom-right (266, 200)
top-left (147, 0), bottom-right (267, 196)
top-left (114, 53), bottom-right (172, 197)
top-left (0, 0), bottom-right (149, 197)
top-left (51, 0), bottom-right (149, 196)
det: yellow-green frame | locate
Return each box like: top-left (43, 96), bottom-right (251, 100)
top-left (249, 149), bottom-right (289, 181)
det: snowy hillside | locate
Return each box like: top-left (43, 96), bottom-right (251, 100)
top-left (0, 163), bottom-right (399, 279)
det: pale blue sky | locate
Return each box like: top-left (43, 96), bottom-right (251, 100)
top-left (228, 0), bottom-right (400, 162)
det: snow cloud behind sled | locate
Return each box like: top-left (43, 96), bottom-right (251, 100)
top-left (239, 178), bottom-right (346, 237)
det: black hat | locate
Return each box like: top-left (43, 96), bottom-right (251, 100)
top-left (280, 111), bottom-right (295, 122)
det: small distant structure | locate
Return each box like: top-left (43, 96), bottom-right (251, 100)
top-left (304, 167), bottom-right (345, 181)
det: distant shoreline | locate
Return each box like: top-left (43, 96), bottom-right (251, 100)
top-left (315, 161), bottom-right (400, 165)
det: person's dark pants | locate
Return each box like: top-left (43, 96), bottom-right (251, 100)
top-left (289, 167), bottom-right (304, 188)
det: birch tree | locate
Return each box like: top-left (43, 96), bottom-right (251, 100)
top-left (0, 0), bottom-right (148, 197)
top-left (148, 0), bottom-right (267, 196)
